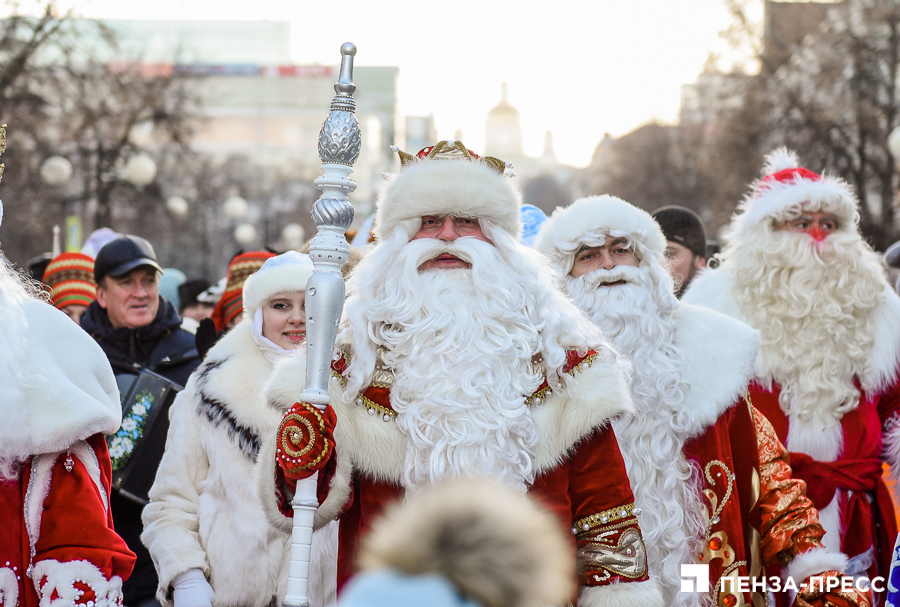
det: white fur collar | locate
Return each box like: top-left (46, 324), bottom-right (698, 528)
top-left (264, 347), bottom-right (633, 485)
top-left (1, 300), bottom-right (120, 462)
top-left (190, 319), bottom-right (282, 435)
top-left (672, 303), bottom-right (760, 437)
top-left (683, 266), bottom-right (900, 394)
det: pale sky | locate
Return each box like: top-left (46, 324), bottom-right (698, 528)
top-left (49, 0), bottom-right (739, 167)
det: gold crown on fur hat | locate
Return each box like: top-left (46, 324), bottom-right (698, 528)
top-left (385, 140), bottom-right (514, 178)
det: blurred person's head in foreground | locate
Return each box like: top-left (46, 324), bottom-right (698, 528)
top-left (42, 252), bottom-right (96, 324)
top-left (339, 478), bottom-right (574, 607)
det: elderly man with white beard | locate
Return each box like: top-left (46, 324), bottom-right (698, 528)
top-left (683, 150), bottom-right (900, 597)
top-left (537, 194), bottom-right (870, 607)
top-left (256, 141), bottom-right (661, 607)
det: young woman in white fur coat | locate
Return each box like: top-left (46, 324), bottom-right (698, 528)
top-left (141, 252), bottom-right (331, 607)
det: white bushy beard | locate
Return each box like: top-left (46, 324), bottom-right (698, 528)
top-left (730, 229), bottom-right (886, 430)
top-left (567, 262), bottom-right (709, 607)
top-left (339, 225), bottom-right (610, 492)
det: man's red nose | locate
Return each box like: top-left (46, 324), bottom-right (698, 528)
top-left (808, 225), bottom-right (826, 242)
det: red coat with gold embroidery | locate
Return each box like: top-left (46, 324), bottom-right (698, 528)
top-left (0, 434), bottom-right (136, 607)
top-left (260, 348), bottom-right (659, 607)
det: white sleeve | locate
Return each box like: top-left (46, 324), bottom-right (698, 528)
top-left (141, 384), bottom-right (212, 603)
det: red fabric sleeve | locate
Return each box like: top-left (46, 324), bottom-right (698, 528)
top-left (567, 426), bottom-right (650, 587)
top-left (32, 435), bottom-right (136, 606)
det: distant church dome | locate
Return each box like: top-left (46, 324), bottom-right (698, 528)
top-left (485, 83), bottom-right (523, 157)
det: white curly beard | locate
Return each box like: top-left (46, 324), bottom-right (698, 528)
top-left (340, 233), bottom-right (576, 492)
top-left (730, 229), bottom-right (886, 432)
top-left (568, 263), bottom-right (710, 607)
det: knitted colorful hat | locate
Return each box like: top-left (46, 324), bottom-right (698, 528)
top-left (42, 252), bottom-right (96, 310)
top-left (211, 251), bottom-right (277, 331)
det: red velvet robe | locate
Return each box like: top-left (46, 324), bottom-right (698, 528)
top-left (0, 434), bottom-right (136, 607)
top-left (274, 350), bottom-right (652, 603)
top-left (749, 381), bottom-right (900, 585)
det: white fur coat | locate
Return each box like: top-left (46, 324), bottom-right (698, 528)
top-left (141, 321), bottom-right (292, 607)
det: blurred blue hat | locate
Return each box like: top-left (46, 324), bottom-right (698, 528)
top-left (520, 204), bottom-right (548, 247)
top-left (159, 268), bottom-right (186, 309)
top-left (338, 571), bottom-right (479, 607)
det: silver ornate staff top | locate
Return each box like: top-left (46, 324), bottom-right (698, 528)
top-left (302, 42), bottom-right (359, 406)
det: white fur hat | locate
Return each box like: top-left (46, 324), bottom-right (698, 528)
top-left (535, 195), bottom-right (667, 256)
top-left (733, 148), bottom-right (859, 233)
top-left (374, 143), bottom-right (522, 241)
top-left (242, 251), bottom-right (314, 318)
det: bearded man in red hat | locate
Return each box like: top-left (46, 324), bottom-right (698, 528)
top-left (539, 194), bottom-right (869, 607)
top-left (684, 149), bottom-right (900, 592)
top-left (258, 141), bottom-right (661, 606)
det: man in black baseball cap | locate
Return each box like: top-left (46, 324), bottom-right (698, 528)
top-left (651, 205), bottom-right (707, 298)
top-left (81, 234), bottom-right (200, 607)
top-left (93, 234), bottom-right (164, 284)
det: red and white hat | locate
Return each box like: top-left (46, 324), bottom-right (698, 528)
top-left (374, 140), bottom-right (521, 241)
top-left (734, 148), bottom-right (859, 234)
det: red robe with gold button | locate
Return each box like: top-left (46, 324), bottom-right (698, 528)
top-left (259, 348), bottom-right (662, 607)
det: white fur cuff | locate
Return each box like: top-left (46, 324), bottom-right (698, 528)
top-left (784, 547), bottom-right (848, 585)
top-left (578, 579), bottom-right (664, 607)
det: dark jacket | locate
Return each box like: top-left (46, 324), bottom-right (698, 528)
top-left (81, 296), bottom-right (201, 604)
top-left (82, 296), bottom-right (200, 387)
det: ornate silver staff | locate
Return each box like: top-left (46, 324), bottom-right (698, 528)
top-left (284, 43), bottom-right (359, 607)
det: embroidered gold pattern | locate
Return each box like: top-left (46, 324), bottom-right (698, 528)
top-left (525, 352), bottom-right (597, 407)
top-left (276, 403), bottom-right (331, 474)
top-left (573, 502), bottom-right (637, 532)
top-left (577, 526), bottom-right (647, 579)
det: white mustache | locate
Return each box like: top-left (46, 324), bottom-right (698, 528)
top-left (409, 237), bottom-right (483, 267)
top-left (579, 265), bottom-right (643, 289)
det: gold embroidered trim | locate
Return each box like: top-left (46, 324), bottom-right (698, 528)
top-left (573, 502), bottom-right (637, 533)
top-left (525, 352), bottom-right (598, 407)
top-left (578, 527), bottom-right (648, 580)
top-left (356, 392), bottom-right (396, 420)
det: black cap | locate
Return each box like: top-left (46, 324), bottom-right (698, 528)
top-left (94, 235), bottom-right (163, 283)
top-left (652, 206), bottom-right (707, 259)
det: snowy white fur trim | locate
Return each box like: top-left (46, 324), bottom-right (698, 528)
top-left (0, 567), bottom-right (17, 607)
top-left (373, 158), bottom-right (522, 241)
top-left (672, 304), bottom-right (759, 437)
top-left (731, 148), bottom-right (859, 237)
top-left (816, 499), bottom-right (843, 555)
top-left (683, 268), bottom-right (900, 395)
top-left (32, 559), bottom-right (123, 607)
top-left (25, 453), bottom-right (58, 560)
top-left (783, 547), bottom-right (848, 586)
top-left (579, 579), bottom-right (664, 607)
top-left (535, 195), bottom-right (667, 257)
top-left (241, 252), bottom-right (314, 319)
top-left (0, 300), bottom-right (120, 464)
